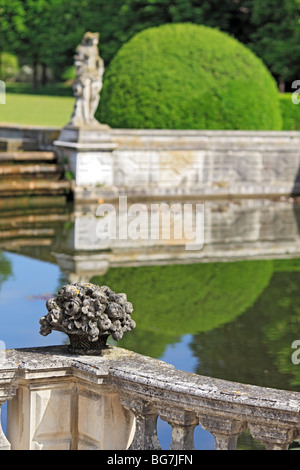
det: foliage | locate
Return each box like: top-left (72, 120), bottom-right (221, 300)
top-left (273, 258), bottom-right (300, 272)
top-left (97, 23), bottom-right (282, 130)
top-left (0, 0), bottom-right (88, 87)
top-left (5, 82), bottom-right (73, 96)
top-left (0, 52), bottom-right (19, 81)
top-left (279, 93), bottom-right (300, 130)
top-left (249, 0), bottom-right (300, 88)
top-left (192, 0), bottom-right (253, 44)
top-left (1, 0), bottom-right (300, 91)
top-left (83, 0), bottom-right (253, 66)
top-left (61, 66), bottom-right (76, 83)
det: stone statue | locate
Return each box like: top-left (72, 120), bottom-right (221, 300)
top-left (39, 282), bottom-right (136, 354)
top-left (69, 32), bottom-right (105, 127)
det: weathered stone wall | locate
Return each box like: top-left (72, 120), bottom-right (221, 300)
top-left (52, 198), bottom-right (300, 281)
top-left (2, 125), bottom-right (300, 200)
top-left (69, 129), bottom-right (300, 201)
top-left (0, 123), bottom-right (61, 150)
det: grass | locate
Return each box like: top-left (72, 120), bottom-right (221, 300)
top-left (0, 92), bottom-right (75, 127)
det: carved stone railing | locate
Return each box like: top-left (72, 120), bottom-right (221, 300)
top-left (0, 352), bottom-right (18, 451)
top-left (0, 345), bottom-right (300, 450)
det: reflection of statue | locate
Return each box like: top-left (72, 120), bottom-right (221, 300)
top-left (69, 32), bottom-right (104, 127)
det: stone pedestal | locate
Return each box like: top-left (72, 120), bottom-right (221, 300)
top-left (54, 125), bottom-right (117, 193)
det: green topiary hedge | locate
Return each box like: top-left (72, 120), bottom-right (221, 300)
top-left (97, 23), bottom-right (282, 130)
top-left (279, 93), bottom-right (300, 130)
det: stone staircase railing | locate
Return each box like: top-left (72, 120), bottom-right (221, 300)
top-left (0, 345), bottom-right (300, 450)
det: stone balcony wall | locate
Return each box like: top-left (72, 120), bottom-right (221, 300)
top-left (2, 125), bottom-right (300, 201)
top-left (1, 346), bottom-right (299, 450)
top-left (72, 130), bottom-right (300, 201)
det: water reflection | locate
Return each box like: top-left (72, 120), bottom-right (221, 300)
top-left (1, 197), bottom-right (300, 377)
top-left (190, 266), bottom-right (300, 391)
top-left (1, 196), bottom-right (300, 449)
top-left (0, 252), bottom-right (12, 290)
top-left (0, 252), bottom-right (67, 349)
top-left (53, 197), bottom-right (300, 282)
top-left (2, 196), bottom-right (300, 277)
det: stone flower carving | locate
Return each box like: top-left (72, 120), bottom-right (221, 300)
top-left (39, 283), bottom-right (136, 353)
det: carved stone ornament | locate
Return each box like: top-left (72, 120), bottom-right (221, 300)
top-left (39, 283), bottom-right (136, 354)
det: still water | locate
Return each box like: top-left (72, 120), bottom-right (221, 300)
top-left (1, 197), bottom-right (300, 450)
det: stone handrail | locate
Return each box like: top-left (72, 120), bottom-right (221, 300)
top-left (0, 345), bottom-right (300, 450)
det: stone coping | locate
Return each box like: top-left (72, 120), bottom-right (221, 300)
top-left (1, 346), bottom-right (299, 420)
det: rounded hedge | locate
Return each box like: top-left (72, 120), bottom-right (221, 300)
top-left (279, 93), bottom-right (300, 130)
top-left (97, 23), bottom-right (282, 130)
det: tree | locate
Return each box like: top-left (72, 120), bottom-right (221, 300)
top-left (249, 0), bottom-right (300, 91)
top-left (83, 0), bottom-right (253, 65)
top-left (84, 0), bottom-right (300, 90)
top-left (0, 0), bottom-right (87, 88)
top-left (196, 0), bottom-right (253, 44)
top-left (1, 0), bottom-right (56, 88)
top-left (1, 0), bottom-right (299, 90)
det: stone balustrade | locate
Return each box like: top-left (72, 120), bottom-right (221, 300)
top-left (0, 345), bottom-right (300, 450)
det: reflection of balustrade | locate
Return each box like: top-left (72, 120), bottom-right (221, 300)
top-left (0, 346), bottom-right (299, 450)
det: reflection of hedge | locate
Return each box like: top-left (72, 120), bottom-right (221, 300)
top-left (97, 23), bottom-right (282, 130)
top-left (0, 252), bottom-right (12, 286)
top-left (190, 258), bottom-right (300, 391)
top-left (92, 260), bottom-right (273, 356)
top-left (257, 265), bottom-right (300, 389)
top-left (279, 93), bottom-right (300, 130)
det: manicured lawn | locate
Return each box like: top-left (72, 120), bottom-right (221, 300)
top-left (0, 92), bottom-right (75, 127)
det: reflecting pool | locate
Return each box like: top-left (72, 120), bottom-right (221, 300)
top-left (1, 196), bottom-right (300, 450)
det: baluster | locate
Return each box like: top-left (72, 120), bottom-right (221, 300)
top-left (248, 423), bottom-right (298, 450)
top-left (159, 408), bottom-right (198, 450)
top-left (0, 402), bottom-right (11, 450)
top-left (119, 393), bottom-right (161, 450)
top-left (199, 414), bottom-right (247, 450)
